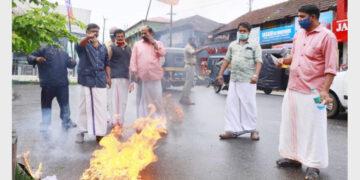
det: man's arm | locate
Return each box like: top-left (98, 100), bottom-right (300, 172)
top-left (108, 45), bottom-right (113, 60)
top-left (27, 47), bottom-right (45, 66)
top-left (320, 34), bottom-right (339, 105)
top-left (129, 44), bottom-right (139, 82)
top-left (66, 55), bottom-right (77, 69)
top-left (250, 45), bottom-right (263, 84)
top-left (217, 60), bottom-right (230, 84)
top-left (153, 41), bottom-right (166, 57)
top-left (191, 46), bottom-right (210, 55)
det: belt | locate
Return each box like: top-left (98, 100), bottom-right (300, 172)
top-left (186, 63), bottom-right (196, 66)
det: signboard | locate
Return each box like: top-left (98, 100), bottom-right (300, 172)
top-left (260, 25), bottom-right (295, 44)
top-left (333, 19), bottom-right (348, 42)
top-left (295, 10), bottom-right (333, 32)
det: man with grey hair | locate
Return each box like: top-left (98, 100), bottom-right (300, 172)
top-left (179, 36), bottom-right (209, 105)
top-left (129, 25), bottom-right (166, 125)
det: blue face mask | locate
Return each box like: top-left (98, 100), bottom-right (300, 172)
top-left (237, 32), bottom-right (249, 41)
top-left (298, 16), bottom-right (313, 29)
top-left (110, 34), bottom-right (115, 41)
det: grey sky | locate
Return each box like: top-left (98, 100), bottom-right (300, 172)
top-left (54, 0), bottom-right (287, 42)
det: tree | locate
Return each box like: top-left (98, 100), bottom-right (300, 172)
top-left (12, 0), bottom-right (86, 54)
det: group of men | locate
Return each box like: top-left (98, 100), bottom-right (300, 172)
top-left (27, 3), bottom-right (338, 180)
top-left (28, 24), bottom-right (167, 143)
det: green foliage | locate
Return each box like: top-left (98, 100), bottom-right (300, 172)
top-left (15, 163), bottom-right (34, 180)
top-left (12, 0), bottom-right (86, 54)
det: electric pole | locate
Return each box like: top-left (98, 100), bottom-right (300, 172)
top-left (249, 0), bottom-right (253, 12)
top-left (102, 16), bottom-right (107, 43)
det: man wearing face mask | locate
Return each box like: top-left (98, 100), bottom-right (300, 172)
top-left (275, 4), bottom-right (338, 180)
top-left (129, 25), bottom-right (166, 123)
top-left (105, 26), bottom-right (118, 49)
top-left (107, 29), bottom-right (132, 128)
top-left (75, 23), bottom-right (111, 143)
top-left (217, 22), bottom-right (262, 141)
top-left (179, 36), bottom-right (210, 105)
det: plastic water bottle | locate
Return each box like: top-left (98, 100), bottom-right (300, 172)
top-left (311, 88), bottom-right (326, 110)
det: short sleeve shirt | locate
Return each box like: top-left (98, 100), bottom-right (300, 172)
top-left (184, 44), bottom-right (197, 64)
top-left (225, 40), bottom-right (262, 82)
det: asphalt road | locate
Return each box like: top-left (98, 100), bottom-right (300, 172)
top-left (12, 84), bottom-right (347, 180)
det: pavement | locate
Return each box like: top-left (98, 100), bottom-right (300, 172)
top-left (12, 84), bottom-right (347, 180)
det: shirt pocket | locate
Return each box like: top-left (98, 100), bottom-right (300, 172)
top-left (304, 46), bottom-right (322, 61)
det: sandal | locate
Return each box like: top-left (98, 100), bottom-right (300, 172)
top-left (250, 131), bottom-right (260, 141)
top-left (219, 132), bottom-right (238, 139)
top-left (276, 158), bottom-right (302, 168)
top-left (305, 168), bottom-right (320, 180)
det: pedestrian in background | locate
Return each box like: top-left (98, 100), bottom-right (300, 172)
top-left (179, 36), bottom-right (209, 105)
top-left (275, 4), bottom-right (338, 180)
top-left (218, 22), bottom-right (262, 141)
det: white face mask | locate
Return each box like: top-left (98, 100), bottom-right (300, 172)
top-left (237, 32), bottom-right (249, 41)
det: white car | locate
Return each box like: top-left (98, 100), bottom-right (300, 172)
top-left (328, 69), bottom-right (348, 118)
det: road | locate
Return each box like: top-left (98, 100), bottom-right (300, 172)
top-left (12, 84), bottom-right (347, 180)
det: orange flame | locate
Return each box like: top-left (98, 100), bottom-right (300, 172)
top-left (81, 104), bottom-right (167, 180)
top-left (163, 93), bottom-right (184, 122)
top-left (22, 151), bottom-right (42, 179)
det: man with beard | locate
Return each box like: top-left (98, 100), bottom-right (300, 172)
top-left (129, 25), bottom-right (166, 123)
top-left (108, 29), bottom-right (132, 128)
top-left (179, 36), bottom-right (209, 105)
top-left (275, 4), bottom-right (338, 180)
top-left (75, 23), bottom-right (111, 143)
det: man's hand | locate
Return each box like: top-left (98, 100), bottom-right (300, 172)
top-left (276, 58), bottom-right (283, 69)
top-left (70, 59), bottom-right (76, 65)
top-left (87, 32), bottom-right (96, 40)
top-left (250, 76), bottom-right (258, 84)
top-left (35, 57), bottom-right (46, 63)
top-left (217, 75), bottom-right (223, 85)
top-left (320, 90), bottom-right (333, 105)
top-left (203, 46), bottom-right (211, 51)
top-left (106, 78), bottom-right (111, 88)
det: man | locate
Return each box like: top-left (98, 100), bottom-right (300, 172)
top-left (108, 29), bottom-right (132, 128)
top-left (129, 25), bottom-right (166, 121)
top-left (217, 22), bottom-right (262, 141)
top-left (105, 26), bottom-right (118, 49)
top-left (275, 4), bottom-right (338, 180)
top-left (179, 37), bottom-right (209, 105)
top-left (27, 41), bottom-right (77, 134)
top-left (75, 23), bottom-right (111, 143)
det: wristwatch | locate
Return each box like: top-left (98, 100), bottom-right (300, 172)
top-left (151, 41), bottom-right (156, 45)
top-left (252, 74), bottom-right (258, 78)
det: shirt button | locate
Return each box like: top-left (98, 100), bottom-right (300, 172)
top-left (303, 43), bottom-right (306, 46)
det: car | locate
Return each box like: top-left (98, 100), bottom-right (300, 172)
top-left (328, 69), bottom-right (348, 118)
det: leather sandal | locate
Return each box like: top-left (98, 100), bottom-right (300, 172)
top-left (219, 132), bottom-right (238, 139)
top-left (276, 158), bottom-right (302, 168)
top-left (305, 167), bottom-right (320, 180)
top-left (250, 131), bottom-right (260, 141)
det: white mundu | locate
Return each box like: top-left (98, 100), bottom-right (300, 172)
top-left (110, 78), bottom-right (130, 126)
top-left (77, 86), bottom-right (108, 136)
top-left (224, 82), bottom-right (257, 134)
top-left (279, 89), bottom-right (328, 168)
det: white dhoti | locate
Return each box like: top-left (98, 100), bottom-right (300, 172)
top-left (110, 78), bottom-right (129, 126)
top-left (136, 80), bottom-right (165, 120)
top-left (77, 86), bottom-right (108, 136)
top-left (224, 82), bottom-right (257, 134)
top-left (279, 89), bottom-right (328, 169)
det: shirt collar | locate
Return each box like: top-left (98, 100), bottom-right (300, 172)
top-left (307, 24), bottom-right (322, 34)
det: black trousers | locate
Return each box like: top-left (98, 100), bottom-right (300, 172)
top-left (40, 86), bottom-right (72, 129)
